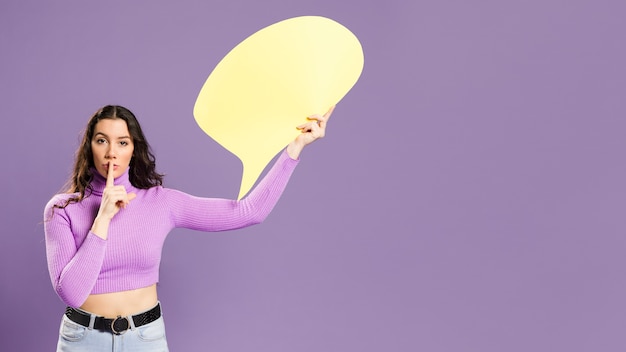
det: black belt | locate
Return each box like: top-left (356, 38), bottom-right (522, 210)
top-left (64, 303), bottom-right (161, 335)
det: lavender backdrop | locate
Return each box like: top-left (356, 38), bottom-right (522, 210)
top-left (1, 0), bottom-right (625, 351)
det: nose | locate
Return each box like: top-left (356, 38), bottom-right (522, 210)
top-left (105, 144), bottom-right (117, 159)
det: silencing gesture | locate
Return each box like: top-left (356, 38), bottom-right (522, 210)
top-left (91, 160), bottom-right (137, 239)
top-left (89, 105), bottom-right (139, 239)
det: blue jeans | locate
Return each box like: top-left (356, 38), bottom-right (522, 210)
top-left (56, 304), bottom-right (169, 352)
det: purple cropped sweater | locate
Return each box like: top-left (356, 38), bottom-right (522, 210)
top-left (44, 150), bottom-right (298, 307)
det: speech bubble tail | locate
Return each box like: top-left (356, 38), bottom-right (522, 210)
top-left (237, 155), bottom-right (273, 200)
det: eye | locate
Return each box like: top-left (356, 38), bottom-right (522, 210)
top-left (95, 138), bottom-right (107, 144)
top-left (120, 140), bottom-right (130, 146)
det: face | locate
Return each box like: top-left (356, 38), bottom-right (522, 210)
top-left (91, 118), bottom-right (134, 179)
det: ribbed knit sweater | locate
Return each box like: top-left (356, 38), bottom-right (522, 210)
top-left (44, 150), bottom-right (298, 308)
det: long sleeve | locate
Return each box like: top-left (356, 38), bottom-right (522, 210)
top-left (42, 149), bottom-right (300, 305)
top-left (44, 196), bottom-right (107, 307)
top-left (166, 149), bottom-right (299, 231)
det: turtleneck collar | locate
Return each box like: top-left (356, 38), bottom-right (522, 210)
top-left (88, 167), bottom-right (135, 196)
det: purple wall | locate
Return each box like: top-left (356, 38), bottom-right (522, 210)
top-left (2, 0), bottom-right (625, 351)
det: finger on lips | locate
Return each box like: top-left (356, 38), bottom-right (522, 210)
top-left (106, 161), bottom-right (115, 187)
top-left (104, 161), bottom-right (137, 209)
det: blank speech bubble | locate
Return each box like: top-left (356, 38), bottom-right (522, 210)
top-left (193, 16), bottom-right (364, 199)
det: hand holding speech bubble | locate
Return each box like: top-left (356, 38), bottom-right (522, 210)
top-left (193, 16), bottom-right (364, 199)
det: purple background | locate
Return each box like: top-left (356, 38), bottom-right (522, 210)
top-left (1, 0), bottom-right (625, 351)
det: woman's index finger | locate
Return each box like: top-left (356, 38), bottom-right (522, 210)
top-left (106, 161), bottom-right (115, 187)
top-left (324, 105), bottom-right (335, 120)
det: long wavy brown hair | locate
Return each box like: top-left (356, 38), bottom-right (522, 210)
top-left (56, 105), bottom-right (163, 208)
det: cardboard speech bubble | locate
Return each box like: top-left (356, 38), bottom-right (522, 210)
top-left (194, 16), bottom-right (364, 199)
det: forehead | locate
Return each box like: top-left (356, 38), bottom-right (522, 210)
top-left (93, 118), bottom-right (130, 137)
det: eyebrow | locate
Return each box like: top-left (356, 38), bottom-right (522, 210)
top-left (93, 132), bottom-right (132, 139)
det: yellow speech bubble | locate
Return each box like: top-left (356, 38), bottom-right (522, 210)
top-left (193, 16), bottom-right (364, 199)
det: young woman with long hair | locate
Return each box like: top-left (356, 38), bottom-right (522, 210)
top-left (44, 104), bottom-right (332, 351)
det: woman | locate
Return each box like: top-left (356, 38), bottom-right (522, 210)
top-left (44, 105), bottom-right (332, 351)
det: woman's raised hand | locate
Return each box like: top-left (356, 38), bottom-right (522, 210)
top-left (100, 161), bottom-right (137, 219)
top-left (286, 105), bottom-right (335, 159)
top-left (90, 161), bottom-right (136, 239)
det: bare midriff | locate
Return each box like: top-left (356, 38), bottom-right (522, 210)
top-left (79, 284), bottom-right (158, 318)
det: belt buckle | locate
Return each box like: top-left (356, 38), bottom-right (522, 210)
top-left (111, 315), bottom-right (130, 335)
